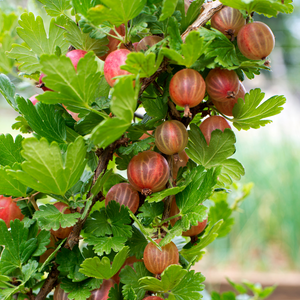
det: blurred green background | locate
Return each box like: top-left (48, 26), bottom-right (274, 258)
top-left (1, 0), bottom-right (300, 277)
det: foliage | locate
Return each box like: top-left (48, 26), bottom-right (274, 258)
top-left (0, 0), bottom-right (293, 299)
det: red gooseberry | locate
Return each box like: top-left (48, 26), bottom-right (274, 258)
top-left (155, 120), bottom-right (188, 155)
top-left (0, 195), bottom-right (24, 228)
top-left (237, 21), bottom-right (275, 60)
top-left (143, 297), bottom-right (164, 300)
top-left (127, 151), bottom-right (170, 195)
top-left (212, 81), bottom-right (246, 116)
top-left (199, 115), bottom-right (231, 145)
top-left (104, 49), bottom-right (132, 87)
top-left (29, 94), bottom-right (39, 105)
top-left (105, 183), bottom-right (140, 214)
top-left (143, 239), bottom-right (179, 275)
top-left (205, 68), bottom-right (240, 102)
top-left (66, 49), bottom-right (87, 70)
top-left (170, 197), bottom-right (208, 237)
top-left (211, 6), bottom-right (246, 40)
top-left (169, 69), bottom-right (206, 117)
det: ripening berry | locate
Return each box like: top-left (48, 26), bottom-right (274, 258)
top-left (199, 116), bottom-right (231, 144)
top-left (206, 68), bottom-right (240, 102)
top-left (212, 81), bottom-right (246, 116)
top-left (105, 183), bottom-right (140, 214)
top-left (237, 21), bottom-right (275, 60)
top-left (169, 69), bottom-right (206, 117)
top-left (127, 151), bottom-right (170, 195)
top-left (104, 49), bottom-right (132, 86)
top-left (211, 6), bottom-right (246, 39)
top-left (155, 120), bottom-right (188, 155)
top-left (66, 49), bottom-right (87, 70)
top-left (143, 239), bottom-right (179, 275)
top-left (0, 195), bottom-right (24, 228)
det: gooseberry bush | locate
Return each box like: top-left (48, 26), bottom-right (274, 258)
top-left (0, 0), bottom-right (293, 299)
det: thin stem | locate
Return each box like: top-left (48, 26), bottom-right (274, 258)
top-left (158, 213), bottom-right (181, 226)
top-left (29, 195), bottom-right (39, 211)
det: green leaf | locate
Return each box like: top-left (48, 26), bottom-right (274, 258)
top-left (84, 201), bottom-right (132, 238)
top-left (37, 52), bottom-right (103, 112)
top-left (7, 137), bottom-right (87, 196)
top-left (72, 0), bottom-right (98, 17)
top-left (118, 137), bottom-right (155, 157)
top-left (220, 0), bottom-right (293, 17)
top-left (91, 118), bottom-right (130, 149)
top-left (0, 33), bottom-right (15, 75)
top-left (56, 246), bottom-right (88, 282)
top-left (91, 76), bottom-right (138, 147)
top-left (90, 169), bottom-right (113, 198)
top-left (181, 220), bottom-right (223, 262)
top-left (142, 96), bottom-right (168, 120)
top-left (17, 97), bottom-right (67, 144)
top-left (226, 278), bottom-right (248, 294)
top-left (79, 246), bottom-right (129, 279)
top-left (145, 186), bottom-right (186, 203)
top-left (186, 124), bottom-right (236, 168)
top-left (126, 225), bottom-right (148, 259)
top-left (38, 0), bottom-right (72, 16)
top-left (218, 158), bottom-right (245, 186)
top-left (120, 262), bottom-right (151, 299)
top-left (1, 261), bottom-right (39, 300)
top-left (139, 265), bottom-right (205, 299)
top-left (60, 278), bottom-right (103, 300)
top-left (167, 16), bottom-right (183, 51)
top-left (209, 200), bottom-right (234, 238)
top-left (161, 31), bottom-right (205, 67)
top-left (138, 202), bottom-right (165, 220)
top-left (160, 0), bottom-right (179, 21)
top-left (33, 204), bottom-right (81, 231)
top-left (179, 0), bottom-right (205, 32)
top-left (0, 220), bottom-right (41, 275)
top-left (0, 74), bottom-right (17, 110)
top-left (8, 13), bottom-right (69, 74)
top-left (0, 166), bottom-right (28, 197)
top-left (87, 0), bottom-right (147, 27)
top-left (198, 27), bottom-right (239, 68)
top-left (232, 89), bottom-right (286, 130)
top-left (0, 134), bottom-right (24, 167)
top-left (176, 166), bottom-right (218, 213)
top-left (122, 52), bottom-right (161, 78)
top-left (85, 236), bottom-right (127, 256)
top-left (64, 20), bottom-right (108, 57)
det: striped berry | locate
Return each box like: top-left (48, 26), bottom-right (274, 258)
top-left (206, 68), bottom-right (240, 102)
top-left (212, 81), bottom-right (246, 116)
top-left (169, 69), bottom-right (206, 117)
top-left (105, 183), bottom-right (139, 213)
top-left (211, 6), bottom-right (246, 39)
top-left (199, 116), bottom-right (231, 145)
top-left (127, 151), bottom-right (170, 195)
top-left (155, 120), bottom-right (188, 155)
top-left (143, 239), bottom-right (179, 275)
top-left (237, 21), bottom-right (275, 60)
